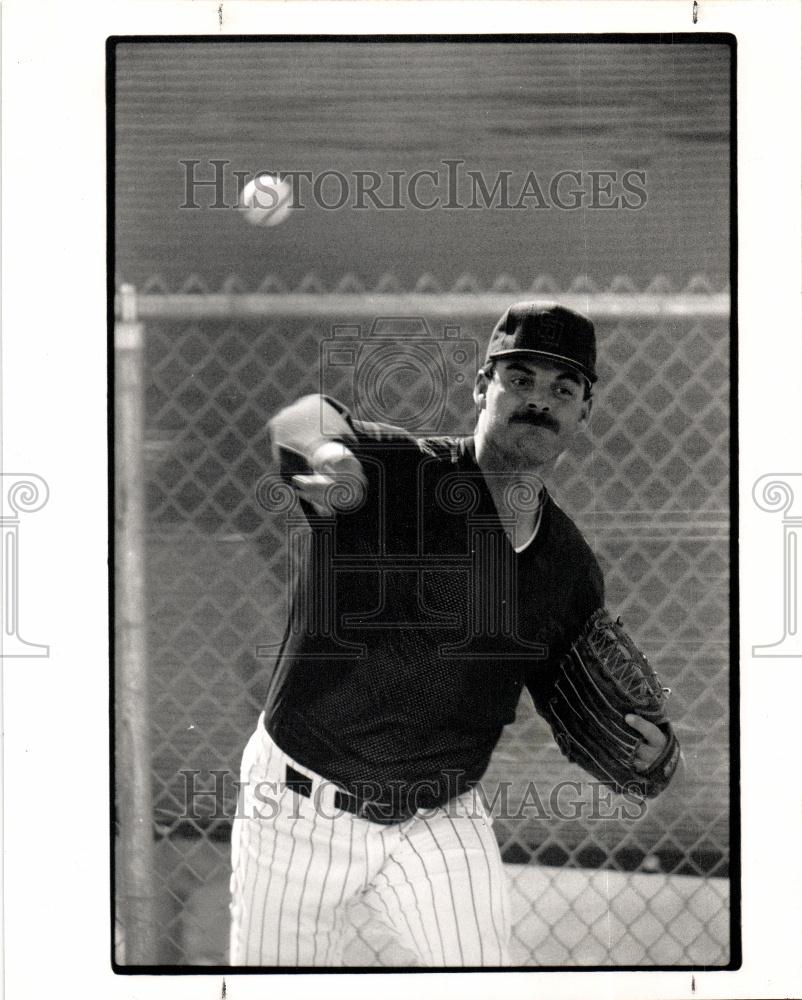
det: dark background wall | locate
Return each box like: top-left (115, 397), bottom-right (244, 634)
top-left (114, 40), bottom-right (731, 291)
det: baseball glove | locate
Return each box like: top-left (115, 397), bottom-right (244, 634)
top-left (541, 608), bottom-right (681, 799)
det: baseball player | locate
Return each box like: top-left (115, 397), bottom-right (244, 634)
top-left (229, 302), bottom-right (674, 967)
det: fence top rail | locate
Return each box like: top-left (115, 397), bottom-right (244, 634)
top-left (115, 290), bottom-right (731, 321)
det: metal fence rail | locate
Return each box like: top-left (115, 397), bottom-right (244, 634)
top-left (114, 274), bottom-right (731, 966)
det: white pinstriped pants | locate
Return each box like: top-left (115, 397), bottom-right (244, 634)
top-left (229, 714), bottom-right (511, 967)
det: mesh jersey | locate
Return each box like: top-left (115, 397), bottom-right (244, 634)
top-left (263, 407), bottom-right (604, 812)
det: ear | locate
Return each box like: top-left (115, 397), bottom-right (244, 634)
top-left (577, 394), bottom-right (593, 428)
top-left (473, 367), bottom-right (491, 409)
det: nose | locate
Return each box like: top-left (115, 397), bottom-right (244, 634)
top-left (526, 393), bottom-right (550, 413)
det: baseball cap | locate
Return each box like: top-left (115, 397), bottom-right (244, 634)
top-left (484, 301), bottom-right (598, 385)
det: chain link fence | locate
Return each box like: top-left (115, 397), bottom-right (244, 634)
top-left (114, 272), bottom-right (731, 967)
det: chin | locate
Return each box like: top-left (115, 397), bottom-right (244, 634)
top-left (516, 429), bottom-right (558, 454)
top-left (516, 443), bottom-right (556, 467)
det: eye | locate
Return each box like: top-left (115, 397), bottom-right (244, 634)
top-left (555, 383), bottom-right (576, 398)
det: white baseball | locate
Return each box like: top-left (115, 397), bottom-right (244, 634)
top-left (239, 174), bottom-right (293, 227)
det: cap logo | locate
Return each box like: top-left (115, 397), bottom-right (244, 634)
top-left (534, 313), bottom-right (564, 349)
top-left (487, 301), bottom-right (598, 383)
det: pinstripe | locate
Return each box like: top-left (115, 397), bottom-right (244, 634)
top-left (445, 813), bottom-right (484, 965)
top-left (371, 884), bottom-right (399, 939)
top-left (322, 814), bottom-right (356, 964)
top-left (295, 798), bottom-right (320, 964)
top-left (361, 896), bottom-right (388, 920)
top-left (471, 802), bottom-right (510, 962)
top-left (230, 832), bottom-right (244, 958)
top-left (253, 738), bottom-right (282, 963)
top-left (253, 800), bottom-right (279, 962)
top-left (311, 810), bottom-right (335, 965)
top-left (488, 821), bottom-right (511, 961)
top-left (388, 855), bottom-right (434, 964)
top-left (470, 809), bottom-right (505, 960)
top-left (360, 817), bottom-right (373, 891)
top-left (246, 809), bottom-right (267, 958)
top-left (325, 908), bottom-right (342, 967)
top-left (402, 826), bottom-right (447, 962)
top-left (233, 720), bottom-right (516, 967)
top-left (420, 814), bottom-right (465, 964)
top-left (229, 767), bottom-right (244, 960)
top-left (235, 843), bottom-right (249, 962)
top-left (333, 816), bottom-right (355, 911)
top-left (377, 869), bottom-right (429, 962)
top-left (366, 828), bottom-right (396, 939)
top-left (275, 810), bottom-right (301, 964)
top-left (232, 746), bottom-right (261, 962)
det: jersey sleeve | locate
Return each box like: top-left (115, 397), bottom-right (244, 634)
top-left (267, 394), bottom-right (423, 529)
top-left (573, 551), bottom-right (606, 625)
top-left (267, 393), bottom-right (416, 479)
top-left (524, 546), bottom-right (605, 717)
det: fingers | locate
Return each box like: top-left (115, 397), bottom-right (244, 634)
top-left (631, 747), bottom-right (660, 772)
top-left (291, 469), bottom-right (366, 514)
top-left (291, 474), bottom-right (335, 515)
top-left (311, 443), bottom-right (366, 483)
top-left (305, 443), bottom-right (368, 512)
top-left (310, 441), bottom-right (354, 469)
top-left (625, 714), bottom-right (666, 772)
top-left (625, 714), bottom-right (663, 745)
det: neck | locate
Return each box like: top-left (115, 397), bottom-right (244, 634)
top-left (473, 427), bottom-right (550, 480)
top-left (473, 430), bottom-right (547, 530)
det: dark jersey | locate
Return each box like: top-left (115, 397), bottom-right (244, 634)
top-left (263, 406), bottom-right (604, 812)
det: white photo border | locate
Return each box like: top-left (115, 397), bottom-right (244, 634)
top-left (3, 2), bottom-right (800, 999)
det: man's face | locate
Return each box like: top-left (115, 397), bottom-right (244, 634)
top-left (474, 356), bottom-right (592, 467)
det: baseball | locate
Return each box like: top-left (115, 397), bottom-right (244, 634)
top-left (239, 173), bottom-right (293, 227)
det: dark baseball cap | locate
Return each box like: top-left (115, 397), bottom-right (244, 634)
top-left (485, 301), bottom-right (598, 385)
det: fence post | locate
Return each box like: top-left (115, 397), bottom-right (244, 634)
top-left (114, 283), bottom-right (157, 963)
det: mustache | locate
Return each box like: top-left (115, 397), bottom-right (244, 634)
top-left (510, 410), bottom-right (560, 433)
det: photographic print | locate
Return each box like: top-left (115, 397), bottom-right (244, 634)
top-left (111, 35), bottom-right (734, 971)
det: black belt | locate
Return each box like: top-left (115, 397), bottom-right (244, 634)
top-left (264, 718), bottom-right (438, 824)
top-left (284, 762), bottom-right (412, 825)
